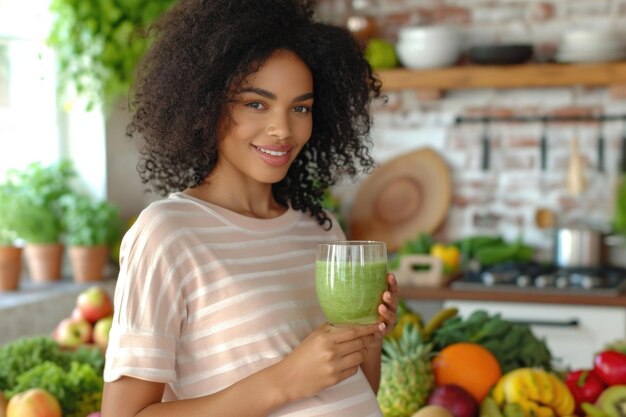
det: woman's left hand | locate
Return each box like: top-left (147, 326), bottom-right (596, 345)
top-left (377, 272), bottom-right (398, 338)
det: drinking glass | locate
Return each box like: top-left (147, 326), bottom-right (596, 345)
top-left (315, 240), bottom-right (388, 326)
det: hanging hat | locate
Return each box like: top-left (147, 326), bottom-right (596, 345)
top-left (349, 147), bottom-right (452, 252)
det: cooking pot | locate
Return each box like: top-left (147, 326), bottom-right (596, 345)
top-left (553, 226), bottom-right (607, 268)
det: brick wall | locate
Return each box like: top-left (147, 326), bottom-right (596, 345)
top-left (318, 0), bottom-right (626, 254)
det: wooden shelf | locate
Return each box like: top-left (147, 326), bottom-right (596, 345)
top-left (377, 61), bottom-right (626, 91)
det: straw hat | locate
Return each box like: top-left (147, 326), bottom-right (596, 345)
top-left (348, 147), bottom-right (452, 252)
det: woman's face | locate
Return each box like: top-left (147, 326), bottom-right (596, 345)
top-left (217, 49), bottom-right (314, 185)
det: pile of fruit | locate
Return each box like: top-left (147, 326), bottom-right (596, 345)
top-left (52, 286), bottom-right (114, 353)
top-left (377, 303), bottom-right (626, 417)
top-left (0, 285), bottom-right (113, 417)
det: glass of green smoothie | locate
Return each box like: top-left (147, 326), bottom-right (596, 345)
top-left (315, 240), bottom-right (388, 326)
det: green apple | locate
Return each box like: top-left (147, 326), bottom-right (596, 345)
top-left (93, 316), bottom-right (113, 352)
top-left (364, 38), bottom-right (398, 70)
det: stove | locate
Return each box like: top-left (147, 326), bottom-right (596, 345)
top-left (451, 261), bottom-right (626, 296)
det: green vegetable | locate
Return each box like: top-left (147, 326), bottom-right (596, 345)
top-left (390, 232), bottom-right (433, 270)
top-left (6, 361), bottom-right (103, 417)
top-left (430, 310), bottom-right (553, 373)
top-left (455, 235), bottom-right (534, 266)
top-left (48, 0), bottom-right (176, 111)
top-left (0, 336), bottom-right (104, 393)
top-left (455, 235), bottom-right (504, 260)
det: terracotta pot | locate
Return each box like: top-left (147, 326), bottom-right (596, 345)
top-left (24, 243), bottom-right (64, 282)
top-left (68, 245), bottom-right (109, 282)
top-left (0, 245), bottom-right (23, 291)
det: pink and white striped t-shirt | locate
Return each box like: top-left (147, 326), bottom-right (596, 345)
top-left (104, 192), bottom-right (383, 417)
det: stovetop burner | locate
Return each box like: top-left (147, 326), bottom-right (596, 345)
top-left (451, 261), bottom-right (626, 296)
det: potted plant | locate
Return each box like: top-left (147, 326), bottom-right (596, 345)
top-left (61, 193), bottom-right (122, 282)
top-left (0, 182), bottom-right (25, 291)
top-left (47, 0), bottom-right (175, 111)
top-left (7, 160), bottom-right (77, 282)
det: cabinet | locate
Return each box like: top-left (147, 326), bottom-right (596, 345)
top-left (442, 299), bottom-right (626, 369)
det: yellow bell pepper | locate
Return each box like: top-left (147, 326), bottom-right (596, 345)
top-left (430, 243), bottom-right (461, 274)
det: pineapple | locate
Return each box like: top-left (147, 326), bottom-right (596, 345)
top-left (377, 324), bottom-right (435, 417)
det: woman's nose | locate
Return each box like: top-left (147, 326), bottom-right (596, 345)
top-left (266, 112), bottom-right (292, 139)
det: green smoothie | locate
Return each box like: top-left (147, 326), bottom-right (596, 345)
top-left (315, 260), bottom-right (388, 325)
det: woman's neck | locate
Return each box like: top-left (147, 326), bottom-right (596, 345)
top-left (184, 168), bottom-right (287, 219)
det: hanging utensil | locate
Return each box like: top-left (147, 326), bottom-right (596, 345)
top-left (481, 118), bottom-right (490, 171)
top-left (540, 116), bottom-right (548, 171)
top-left (567, 134), bottom-right (586, 196)
top-left (597, 121), bottom-right (605, 173)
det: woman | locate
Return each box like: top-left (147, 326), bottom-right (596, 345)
top-left (101, 0), bottom-right (397, 416)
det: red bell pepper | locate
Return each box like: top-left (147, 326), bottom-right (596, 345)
top-left (564, 369), bottom-right (607, 416)
top-left (593, 350), bottom-right (626, 386)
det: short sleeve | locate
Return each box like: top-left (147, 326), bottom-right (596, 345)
top-left (103, 205), bottom-right (185, 383)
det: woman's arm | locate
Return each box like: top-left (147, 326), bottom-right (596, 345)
top-left (361, 272), bottom-right (398, 393)
top-left (101, 322), bottom-right (382, 417)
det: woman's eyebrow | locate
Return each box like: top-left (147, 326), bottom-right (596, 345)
top-left (238, 87), bottom-right (314, 102)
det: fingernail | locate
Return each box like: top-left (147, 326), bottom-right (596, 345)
top-left (378, 322), bottom-right (386, 331)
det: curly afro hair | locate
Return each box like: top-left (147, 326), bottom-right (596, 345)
top-left (127, 0), bottom-right (382, 228)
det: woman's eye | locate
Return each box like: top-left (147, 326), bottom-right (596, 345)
top-left (293, 105), bottom-right (311, 113)
top-left (246, 101), bottom-right (266, 110)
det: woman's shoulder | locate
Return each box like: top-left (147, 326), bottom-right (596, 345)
top-left (127, 192), bottom-right (220, 239)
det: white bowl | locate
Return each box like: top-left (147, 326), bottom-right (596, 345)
top-left (398, 25), bottom-right (460, 43)
top-left (560, 29), bottom-right (619, 51)
top-left (396, 37), bottom-right (461, 69)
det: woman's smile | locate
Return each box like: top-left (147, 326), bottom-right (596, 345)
top-left (252, 144), bottom-right (294, 167)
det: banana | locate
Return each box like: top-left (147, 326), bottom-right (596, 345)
top-left (492, 374), bottom-right (508, 407)
top-left (518, 368), bottom-right (541, 404)
top-left (503, 402), bottom-right (527, 417)
top-left (422, 307), bottom-right (459, 340)
top-left (531, 368), bottom-right (555, 406)
top-left (534, 405), bottom-right (555, 417)
top-left (547, 372), bottom-right (575, 416)
top-left (503, 369), bottom-right (540, 417)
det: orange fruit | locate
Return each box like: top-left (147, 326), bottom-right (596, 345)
top-left (431, 342), bottom-right (502, 403)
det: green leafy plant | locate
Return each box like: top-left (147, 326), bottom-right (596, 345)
top-left (47, 0), bottom-right (176, 111)
top-left (0, 181), bottom-right (23, 245)
top-left (6, 160), bottom-right (77, 244)
top-left (61, 193), bottom-right (122, 246)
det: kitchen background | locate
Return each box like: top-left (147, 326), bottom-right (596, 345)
top-left (316, 0), bottom-right (626, 255)
top-left (1, 0), bottom-right (625, 366)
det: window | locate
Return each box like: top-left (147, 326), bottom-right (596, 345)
top-left (0, 0), bottom-right (61, 177)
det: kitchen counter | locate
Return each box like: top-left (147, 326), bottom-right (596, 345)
top-left (399, 284), bottom-right (626, 307)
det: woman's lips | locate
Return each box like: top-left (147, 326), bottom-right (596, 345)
top-left (252, 145), bottom-right (293, 167)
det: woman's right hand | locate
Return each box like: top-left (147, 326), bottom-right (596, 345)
top-left (276, 322), bottom-right (383, 401)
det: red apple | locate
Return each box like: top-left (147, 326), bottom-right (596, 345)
top-left (77, 286), bottom-right (113, 324)
top-left (53, 317), bottom-right (92, 349)
top-left (427, 384), bottom-right (478, 417)
top-left (7, 387), bottom-right (62, 417)
top-left (93, 316), bottom-right (113, 352)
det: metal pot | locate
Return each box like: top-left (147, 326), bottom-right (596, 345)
top-left (605, 234), bottom-right (626, 269)
top-left (553, 226), bottom-right (606, 268)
